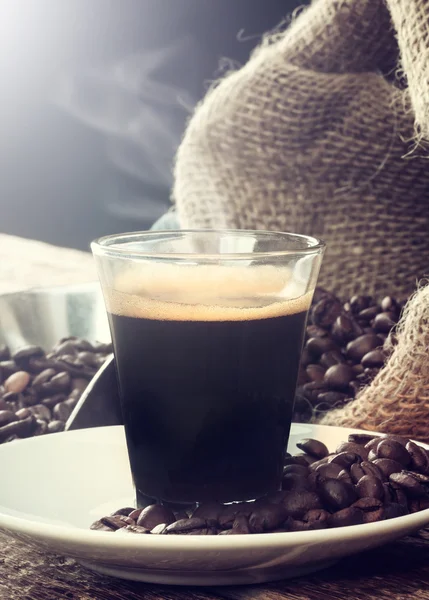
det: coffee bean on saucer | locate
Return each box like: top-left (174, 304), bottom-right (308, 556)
top-left (389, 472), bottom-right (429, 497)
top-left (328, 506), bottom-right (364, 528)
top-left (111, 507), bottom-right (135, 517)
top-left (165, 518), bottom-right (211, 535)
top-left (192, 502), bottom-right (223, 520)
top-left (318, 479), bottom-right (358, 511)
top-left (0, 410), bottom-right (16, 427)
top-left (137, 505), bottom-right (176, 529)
top-left (406, 441), bottom-right (429, 474)
top-left (356, 475), bottom-right (385, 500)
top-left (4, 371), bottom-right (30, 394)
top-left (296, 438), bottom-right (329, 459)
top-left (116, 525), bottom-right (150, 534)
top-left (352, 498), bottom-right (385, 523)
top-left (249, 503), bottom-right (287, 532)
top-left (220, 515), bottom-right (251, 535)
top-left (375, 440), bottom-right (411, 467)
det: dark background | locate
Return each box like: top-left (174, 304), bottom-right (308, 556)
top-left (0, 0), bottom-right (304, 251)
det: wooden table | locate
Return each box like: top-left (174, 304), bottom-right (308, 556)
top-left (0, 234), bottom-right (428, 599)
top-left (1, 527), bottom-right (429, 600)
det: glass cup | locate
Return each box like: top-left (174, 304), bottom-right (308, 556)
top-left (92, 230), bottom-right (325, 508)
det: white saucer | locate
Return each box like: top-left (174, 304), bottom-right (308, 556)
top-left (0, 424), bottom-right (428, 586)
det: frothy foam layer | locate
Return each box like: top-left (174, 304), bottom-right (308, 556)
top-left (106, 264), bottom-right (312, 321)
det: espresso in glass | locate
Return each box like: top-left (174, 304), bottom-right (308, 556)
top-left (93, 231), bottom-right (324, 508)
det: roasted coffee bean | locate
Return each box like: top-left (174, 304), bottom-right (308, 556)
top-left (47, 420), bottom-right (65, 434)
top-left (42, 393), bottom-right (66, 409)
top-left (317, 391), bottom-right (348, 406)
top-left (0, 416), bottom-right (35, 442)
top-left (296, 438), bottom-right (329, 459)
top-left (406, 441), bottom-right (429, 474)
top-left (282, 472), bottom-right (313, 492)
top-left (403, 471), bottom-right (429, 484)
top-left (306, 365), bottom-right (326, 383)
top-left (49, 372), bottom-right (71, 393)
top-left (285, 518), bottom-right (313, 532)
top-left (53, 401), bottom-right (72, 422)
top-left (29, 404), bottom-right (51, 422)
top-left (318, 479), bottom-right (358, 511)
top-left (33, 420), bottom-right (49, 436)
top-left (306, 337), bottom-right (338, 358)
top-left (350, 295), bottom-right (372, 313)
top-left (220, 515), bottom-right (252, 535)
top-left (306, 325), bottom-right (329, 339)
top-left (319, 350), bottom-right (345, 369)
top-left (311, 297), bottom-right (342, 328)
top-left (284, 455), bottom-right (312, 468)
top-left (0, 410), bottom-right (16, 427)
top-left (338, 469), bottom-right (353, 484)
top-left (409, 498), bottom-right (429, 513)
top-left (384, 503), bottom-right (408, 519)
top-left (136, 505), bottom-right (176, 529)
top-left (350, 463), bottom-right (365, 483)
top-left (389, 472), bottom-right (429, 498)
top-left (346, 334), bottom-right (382, 362)
top-left (192, 502), bottom-right (223, 520)
top-left (294, 453), bottom-right (317, 465)
top-left (301, 382), bottom-right (328, 404)
top-left (361, 350), bottom-right (385, 368)
top-left (15, 408), bottom-right (31, 420)
top-left (373, 312), bottom-right (396, 333)
top-left (356, 475), bottom-right (385, 500)
top-left (328, 506), bottom-right (364, 528)
top-left (329, 452), bottom-right (360, 468)
top-left (303, 508), bottom-right (330, 529)
top-left (12, 346), bottom-right (44, 368)
top-left (282, 491), bottom-right (323, 519)
top-left (359, 306), bottom-right (380, 321)
top-left (218, 503), bottom-right (254, 528)
top-left (111, 507), bottom-right (135, 517)
top-left (348, 434), bottom-right (377, 446)
top-left (32, 369), bottom-right (56, 388)
top-left (324, 364), bottom-right (354, 391)
top-left (352, 498), bottom-right (384, 523)
top-left (316, 463), bottom-right (343, 480)
top-left (100, 515), bottom-right (134, 530)
top-left (308, 456), bottom-right (331, 470)
top-left (249, 503), bottom-right (287, 532)
top-left (128, 508), bottom-right (143, 521)
top-left (375, 439), bottom-right (411, 467)
top-left (90, 520), bottom-right (116, 532)
top-left (117, 525), bottom-right (150, 534)
top-left (360, 461), bottom-right (384, 481)
top-left (283, 464), bottom-right (310, 477)
top-left (336, 442), bottom-right (369, 461)
top-left (365, 437), bottom-right (383, 451)
top-left (0, 361), bottom-right (19, 378)
top-left (4, 371), bottom-right (30, 394)
top-left (165, 518), bottom-right (210, 535)
top-left (331, 314), bottom-right (362, 344)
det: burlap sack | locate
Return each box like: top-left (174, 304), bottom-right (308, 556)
top-left (173, 0), bottom-right (429, 299)
top-left (320, 282), bottom-right (429, 440)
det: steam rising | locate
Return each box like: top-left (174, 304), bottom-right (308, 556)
top-left (54, 39), bottom-right (196, 188)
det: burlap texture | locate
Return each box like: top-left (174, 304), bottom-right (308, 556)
top-left (173, 0), bottom-right (429, 298)
top-left (320, 283), bottom-right (429, 440)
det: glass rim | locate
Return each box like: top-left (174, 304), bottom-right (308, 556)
top-left (91, 229), bottom-right (325, 261)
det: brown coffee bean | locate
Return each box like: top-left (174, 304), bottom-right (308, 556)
top-left (319, 479), bottom-right (358, 511)
top-left (373, 312), bottom-right (396, 333)
top-left (15, 408), bottom-right (31, 420)
top-left (306, 365), bottom-right (326, 383)
top-left (350, 462), bottom-right (365, 484)
top-left (328, 506), bottom-right (364, 528)
top-left (249, 503), bottom-right (287, 532)
top-left (361, 350), bottom-right (385, 368)
top-left (406, 441), bottom-right (429, 474)
top-left (409, 498), bottom-right (429, 513)
top-left (319, 350), bottom-right (345, 369)
top-left (336, 442), bottom-right (369, 461)
top-left (53, 401), bottom-right (72, 422)
top-left (33, 419), bottom-right (49, 436)
top-left (306, 325), bottom-right (329, 339)
top-left (0, 416), bottom-right (35, 442)
top-left (50, 372), bottom-right (71, 393)
top-left (329, 452), bottom-right (360, 468)
top-left (324, 364), bottom-right (354, 391)
top-left (42, 394), bottom-right (66, 409)
top-left (0, 410), bottom-right (16, 427)
top-left (303, 509), bottom-right (330, 529)
top-left (282, 472), bottom-right (313, 492)
top-left (4, 371), bottom-right (30, 394)
top-left (0, 361), bottom-right (19, 378)
top-left (311, 297), bottom-right (342, 328)
top-left (220, 515), bottom-right (251, 534)
top-left (365, 437), bottom-right (383, 451)
top-left (296, 438), bottom-right (329, 459)
top-left (360, 461), bottom-right (385, 481)
top-left (284, 455), bottom-right (313, 468)
top-left (358, 306), bottom-right (380, 321)
top-left (348, 434), bottom-right (378, 446)
top-left (306, 337), bottom-right (338, 358)
top-left (331, 314), bottom-right (363, 344)
top-left (47, 420), bottom-right (65, 434)
top-left (282, 491), bottom-right (323, 519)
top-left (100, 515), bottom-right (134, 531)
top-left (384, 503), bottom-right (408, 519)
top-left (136, 505), bottom-right (176, 529)
top-left (317, 391), bottom-right (348, 406)
top-left (352, 498), bottom-right (384, 523)
top-left (301, 382), bottom-right (329, 404)
top-left (376, 439), bottom-right (411, 467)
top-left (283, 464), bottom-right (310, 477)
top-left (0, 345), bottom-right (10, 361)
top-left (316, 463), bottom-right (343, 480)
top-left (389, 472), bottom-right (429, 498)
top-left (32, 369), bottom-right (56, 388)
top-left (192, 502), bottom-right (223, 520)
top-left (356, 475), bottom-right (385, 500)
top-left (12, 346), bottom-right (44, 367)
top-left (346, 334), bottom-right (382, 362)
top-left (29, 404), bottom-right (51, 422)
top-left (165, 518), bottom-right (209, 535)
top-left (90, 520), bottom-right (115, 532)
top-left (111, 507), bottom-right (135, 517)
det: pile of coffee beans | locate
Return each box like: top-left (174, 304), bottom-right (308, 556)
top-left (0, 338), bottom-right (112, 442)
top-left (90, 433), bottom-right (429, 535)
top-left (294, 288), bottom-right (405, 422)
